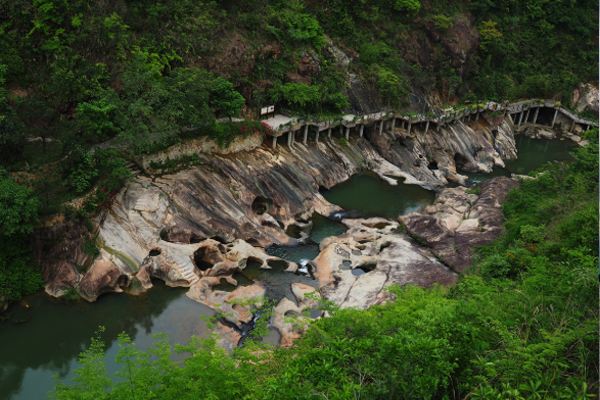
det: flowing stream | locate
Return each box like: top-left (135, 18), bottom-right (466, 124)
top-left (0, 135), bottom-right (578, 400)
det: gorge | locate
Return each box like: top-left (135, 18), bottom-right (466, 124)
top-left (0, 107), bottom-right (586, 399)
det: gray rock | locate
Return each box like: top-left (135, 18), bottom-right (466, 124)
top-left (400, 177), bottom-right (518, 272)
top-left (313, 218), bottom-right (457, 309)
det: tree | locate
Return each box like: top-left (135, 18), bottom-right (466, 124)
top-left (13, 93), bottom-right (63, 154)
top-left (394, 0), bottom-right (421, 17)
top-left (0, 177), bottom-right (41, 236)
top-left (0, 176), bottom-right (43, 305)
top-left (210, 77), bottom-right (245, 120)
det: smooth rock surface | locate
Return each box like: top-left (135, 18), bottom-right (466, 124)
top-left (313, 218), bottom-right (457, 309)
top-left (400, 176), bottom-right (518, 272)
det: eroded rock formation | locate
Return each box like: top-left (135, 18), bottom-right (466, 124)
top-left (370, 118), bottom-right (516, 188)
top-left (312, 218), bottom-right (457, 309)
top-left (400, 176), bottom-right (519, 273)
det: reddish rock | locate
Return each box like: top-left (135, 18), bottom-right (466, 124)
top-left (77, 254), bottom-right (130, 302)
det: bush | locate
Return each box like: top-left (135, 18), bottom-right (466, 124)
top-left (432, 14), bottom-right (453, 30)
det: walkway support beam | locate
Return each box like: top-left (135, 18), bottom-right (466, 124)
top-left (379, 121), bottom-right (384, 135)
top-left (569, 120), bottom-right (576, 133)
top-left (533, 107), bottom-right (540, 125)
top-left (391, 118), bottom-right (396, 131)
top-left (359, 125), bottom-right (364, 138)
top-left (315, 130), bottom-right (319, 144)
top-left (272, 136), bottom-right (277, 149)
top-left (303, 125), bottom-right (309, 145)
top-left (551, 110), bottom-right (558, 127)
top-left (425, 121), bottom-right (430, 133)
top-left (345, 127), bottom-right (350, 141)
top-left (407, 122), bottom-right (412, 135)
top-left (328, 128), bottom-right (332, 138)
top-left (518, 111), bottom-right (524, 129)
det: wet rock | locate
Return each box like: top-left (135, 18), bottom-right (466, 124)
top-left (187, 278), bottom-right (267, 328)
top-left (537, 129), bottom-right (556, 140)
top-left (44, 261), bottom-right (81, 297)
top-left (31, 218), bottom-right (88, 297)
top-left (214, 322), bottom-right (242, 353)
top-left (271, 283), bottom-right (321, 348)
top-left (77, 250), bottom-right (131, 302)
top-left (313, 218), bottom-right (457, 309)
top-left (400, 177), bottom-right (518, 272)
top-left (370, 118), bottom-right (515, 188)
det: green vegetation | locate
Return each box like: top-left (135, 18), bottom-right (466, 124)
top-left (50, 130), bottom-right (599, 398)
top-left (0, 173), bottom-right (43, 304)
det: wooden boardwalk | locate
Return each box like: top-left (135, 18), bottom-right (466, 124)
top-left (261, 99), bottom-right (598, 148)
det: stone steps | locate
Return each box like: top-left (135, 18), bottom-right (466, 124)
top-left (178, 265), bottom-right (199, 285)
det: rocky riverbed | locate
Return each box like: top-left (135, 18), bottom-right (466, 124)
top-left (31, 113), bottom-right (535, 349)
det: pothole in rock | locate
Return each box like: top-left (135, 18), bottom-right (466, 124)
top-left (351, 261), bottom-right (377, 276)
top-left (252, 196), bottom-right (273, 215)
top-left (379, 241), bottom-right (392, 252)
top-left (149, 249), bottom-right (162, 257)
top-left (212, 278), bottom-right (236, 292)
top-left (240, 260), bottom-right (317, 304)
top-left (372, 222), bottom-right (390, 230)
top-left (193, 245), bottom-right (225, 271)
top-left (266, 259), bottom-right (290, 271)
top-left (266, 243), bottom-right (321, 265)
top-left (190, 236), bottom-right (205, 244)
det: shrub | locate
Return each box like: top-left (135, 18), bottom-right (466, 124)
top-left (432, 14), bottom-right (453, 30)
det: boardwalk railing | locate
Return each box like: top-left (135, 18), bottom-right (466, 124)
top-left (263, 99), bottom-right (598, 139)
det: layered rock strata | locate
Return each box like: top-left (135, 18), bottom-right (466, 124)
top-left (37, 119), bottom-right (517, 306)
top-left (370, 118), bottom-right (516, 188)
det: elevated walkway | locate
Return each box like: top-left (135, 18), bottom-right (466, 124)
top-left (261, 99), bottom-right (598, 149)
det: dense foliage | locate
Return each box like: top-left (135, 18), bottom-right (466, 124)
top-left (0, 172), bottom-right (43, 303)
top-left (50, 129), bottom-right (599, 399)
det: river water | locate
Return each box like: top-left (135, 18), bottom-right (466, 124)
top-left (0, 136), bottom-right (578, 399)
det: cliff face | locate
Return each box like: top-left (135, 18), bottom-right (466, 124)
top-left (370, 118), bottom-right (516, 188)
top-left (36, 117), bottom-right (516, 302)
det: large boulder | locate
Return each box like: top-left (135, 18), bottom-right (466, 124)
top-left (400, 176), bottom-right (518, 272)
top-left (77, 250), bottom-right (131, 301)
